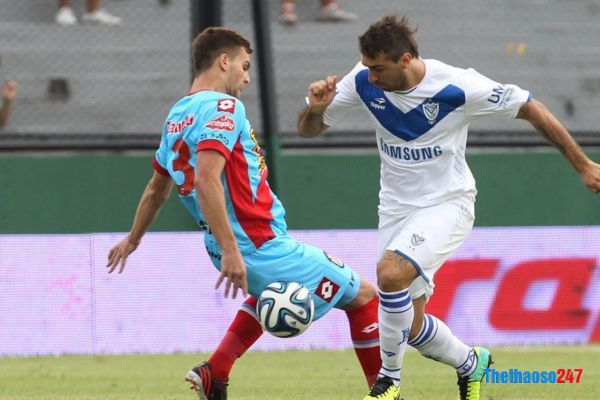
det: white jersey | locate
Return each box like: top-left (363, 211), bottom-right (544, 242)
top-left (323, 59), bottom-right (531, 217)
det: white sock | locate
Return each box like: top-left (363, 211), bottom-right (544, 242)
top-left (377, 289), bottom-right (413, 385)
top-left (408, 314), bottom-right (477, 377)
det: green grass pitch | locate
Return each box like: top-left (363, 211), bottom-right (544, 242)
top-left (0, 346), bottom-right (598, 399)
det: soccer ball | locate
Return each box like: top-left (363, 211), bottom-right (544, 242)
top-left (257, 281), bottom-right (315, 338)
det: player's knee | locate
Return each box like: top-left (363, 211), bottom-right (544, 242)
top-left (357, 278), bottom-right (377, 302)
top-left (343, 278), bottom-right (377, 309)
top-left (376, 252), bottom-right (416, 291)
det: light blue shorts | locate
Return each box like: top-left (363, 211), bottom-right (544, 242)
top-left (206, 234), bottom-right (360, 320)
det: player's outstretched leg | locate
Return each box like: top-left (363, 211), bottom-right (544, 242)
top-left (345, 296), bottom-right (381, 387)
top-left (185, 361), bottom-right (228, 400)
top-left (456, 347), bottom-right (492, 400)
top-left (185, 297), bottom-right (263, 399)
top-left (407, 310), bottom-right (492, 400)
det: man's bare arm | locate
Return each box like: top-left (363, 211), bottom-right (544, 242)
top-left (297, 75), bottom-right (337, 137)
top-left (196, 150), bottom-right (247, 298)
top-left (107, 171), bottom-right (174, 273)
top-left (297, 106), bottom-right (329, 138)
top-left (517, 99), bottom-right (600, 193)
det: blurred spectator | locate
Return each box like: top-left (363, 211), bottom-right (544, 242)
top-left (0, 80), bottom-right (18, 129)
top-left (56, 0), bottom-right (122, 25)
top-left (280, 0), bottom-right (357, 25)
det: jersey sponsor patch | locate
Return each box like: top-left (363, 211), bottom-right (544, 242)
top-left (166, 114), bottom-right (195, 134)
top-left (315, 277), bottom-right (340, 303)
top-left (487, 85), bottom-right (516, 109)
top-left (379, 138), bottom-right (443, 162)
top-left (205, 114), bottom-right (236, 132)
top-left (324, 251), bottom-right (345, 268)
top-left (217, 98), bottom-right (236, 113)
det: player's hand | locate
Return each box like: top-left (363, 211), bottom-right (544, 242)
top-left (215, 248), bottom-right (248, 299)
top-left (581, 161), bottom-right (600, 193)
top-left (306, 75), bottom-right (337, 114)
top-left (2, 80), bottom-right (17, 101)
top-left (106, 235), bottom-right (139, 274)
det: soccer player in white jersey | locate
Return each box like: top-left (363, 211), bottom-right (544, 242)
top-left (297, 14), bottom-right (600, 400)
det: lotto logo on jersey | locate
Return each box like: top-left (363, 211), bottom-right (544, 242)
top-left (315, 277), bottom-right (340, 303)
top-left (217, 98), bottom-right (236, 113)
top-left (205, 114), bottom-right (236, 132)
top-left (166, 115), bottom-right (195, 134)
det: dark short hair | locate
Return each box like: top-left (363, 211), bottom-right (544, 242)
top-left (192, 27), bottom-right (253, 75)
top-left (359, 15), bottom-right (419, 62)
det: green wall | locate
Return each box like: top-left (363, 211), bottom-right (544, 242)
top-left (0, 150), bottom-right (598, 233)
top-left (0, 154), bottom-right (197, 234)
top-left (278, 150), bottom-right (600, 228)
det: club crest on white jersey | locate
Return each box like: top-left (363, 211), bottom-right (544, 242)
top-left (422, 100), bottom-right (439, 124)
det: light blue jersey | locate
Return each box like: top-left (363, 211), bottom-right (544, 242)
top-left (153, 90), bottom-right (359, 319)
top-left (154, 90), bottom-right (286, 255)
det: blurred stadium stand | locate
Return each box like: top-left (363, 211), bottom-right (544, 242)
top-left (0, 0), bottom-right (188, 136)
top-left (0, 0), bottom-right (599, 148)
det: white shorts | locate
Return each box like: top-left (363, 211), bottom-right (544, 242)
top-left (377, 196), bottom-right (475, 300)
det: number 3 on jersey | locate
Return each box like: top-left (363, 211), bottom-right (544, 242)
top-left (172, 138), bottom-right (194, 196)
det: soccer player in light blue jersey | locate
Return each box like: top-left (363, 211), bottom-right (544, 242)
top-left (297, 14), bottom-right (600, 400)
top-left (107, 27), bottom-right (382, 400)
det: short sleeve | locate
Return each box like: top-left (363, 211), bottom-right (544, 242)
top-left (462, 68), bottom-right (531, 121)
top-left (195, 97), bottom-right (245, 160)
top-left (322, 62), bottom-right (364, 128)
top-left (153, 134), bottom-right (170, 176)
